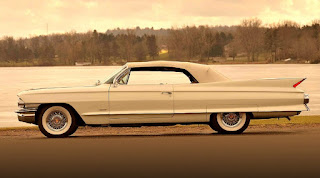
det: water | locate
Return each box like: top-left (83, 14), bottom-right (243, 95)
top-left (0, 64), bottom-right (319, 127)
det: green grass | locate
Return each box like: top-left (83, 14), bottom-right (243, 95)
top-left (181, 115), bottom-right (320, 127)
top-left (146, 52), bottom-right (169, 61)
top-left (250, 115), bottom-right (320, 125)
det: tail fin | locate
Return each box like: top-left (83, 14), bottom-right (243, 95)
top-left (293, 78), bottom-right (306, 88)
top-left (211, 78), bottom-right (307, 88)
top-left (259, 78), bottom-right (306, 88)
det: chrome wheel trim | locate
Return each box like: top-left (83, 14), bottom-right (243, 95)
top-left (217, 112), bottom-right (246, 131)
top-left (221, 113), bottom-right (242, 128)
top-left (42, 106), bottom-right (72, 135)
top-left (46, 111), bottom-right (68, 131)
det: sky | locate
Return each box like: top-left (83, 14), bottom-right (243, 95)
top-left (0, 0), bottom-right (320, 38)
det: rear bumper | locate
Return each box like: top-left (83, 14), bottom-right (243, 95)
top-left (15, 108), bottom-right (37, 124)
top-left (304, 94), bottom-right (309, 104)
top-left (304, 94), bottom-right (310, 111)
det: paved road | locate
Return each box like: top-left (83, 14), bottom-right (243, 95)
top-left (0, 125), bottom-right (319, 177)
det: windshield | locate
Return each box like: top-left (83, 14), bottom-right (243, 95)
top-left (103, 65), bottom-right (126, 84)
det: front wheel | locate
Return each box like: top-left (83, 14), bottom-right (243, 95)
top-left (209, 112), bottom-right (250, 134)
top-left (38, 105), bottom-right (78, 138)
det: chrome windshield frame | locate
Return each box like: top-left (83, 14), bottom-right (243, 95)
top-left (112, 65), bottom-right (129, 86)
top-left (102, 65), bottom-right (127, 85)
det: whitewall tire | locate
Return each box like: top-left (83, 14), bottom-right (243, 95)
top-left (209, 112), bottom-right (250, 134)
top-left (38, 105), bottom-right (78, 138)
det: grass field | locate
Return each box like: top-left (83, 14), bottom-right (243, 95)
top-left (250, 115), bottom-right (320, 125)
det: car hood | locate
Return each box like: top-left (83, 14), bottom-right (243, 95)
top-left (17, 85), bottom-right (101, 97)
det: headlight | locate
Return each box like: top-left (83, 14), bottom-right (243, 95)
top-left (18, 98), bottom-right (25, 108)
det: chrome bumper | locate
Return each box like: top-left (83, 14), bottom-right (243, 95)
top-left (304, 94), bottom-right (309, 104)
top-left (304, 94), bottom-right (310, 111)
top-left (15, 108), bottom-right (37, 124)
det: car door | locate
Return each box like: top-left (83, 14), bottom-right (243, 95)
top-left (108, 82), bottom-right (174, 124)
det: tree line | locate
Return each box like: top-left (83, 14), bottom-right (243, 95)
top-left (0, 18), bottom-right (320, 66)
top-left (168, 18), bottom-right (320, 63)
top-left (0, 29), bottom-right (158, 66)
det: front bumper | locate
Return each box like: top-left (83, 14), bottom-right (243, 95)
top-left (15, 108), bottom-right (37, 124)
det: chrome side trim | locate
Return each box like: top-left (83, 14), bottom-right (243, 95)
top-left (17, 101), bottom-right (40, 110)
top-left (82, 111), bottom-right (207, 116)
top-left (15, 108), bottom-right (37, 113)
top-left (25, 103), bottom-right (41, 108)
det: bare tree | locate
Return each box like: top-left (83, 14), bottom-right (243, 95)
top-left (146, 35), bottom-right (158, 59)
top-left (236, 18), bottom-right (265, 61)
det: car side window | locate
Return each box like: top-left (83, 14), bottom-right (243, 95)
top-left (127, 71), bottom-right (191, 85)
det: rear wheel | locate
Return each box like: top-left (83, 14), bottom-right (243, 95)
top-left (209, 112), bottom-right (250, 134)
top-left (38, 105), bottom-right (78, 138)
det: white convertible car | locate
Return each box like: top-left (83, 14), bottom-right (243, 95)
top-left (16, 61), bottom-right (309, 137)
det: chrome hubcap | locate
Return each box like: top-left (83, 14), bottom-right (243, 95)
top-left (221, 113), bottom-right (242, 127)
top-left (46, 111), bottom-right (68, 131)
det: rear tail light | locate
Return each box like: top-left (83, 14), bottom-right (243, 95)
top-left (293, 78), bottom-right (306, 88)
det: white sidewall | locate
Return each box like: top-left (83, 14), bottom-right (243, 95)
top-left (217, 113), bottom-right (246, 131)
top-left (42, 106), bottom-right (72, 135)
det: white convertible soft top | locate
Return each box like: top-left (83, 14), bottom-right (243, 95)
top-left (127, 61), bottom-right (230, 83)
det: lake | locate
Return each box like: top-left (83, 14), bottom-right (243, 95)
top-left (0, 64), bottom-right (319, 127)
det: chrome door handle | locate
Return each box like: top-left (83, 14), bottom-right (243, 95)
top-left (161, 91), bottom-right (172, 95)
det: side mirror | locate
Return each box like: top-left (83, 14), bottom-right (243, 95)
top-left (95, 80), bottom-right (101, 86)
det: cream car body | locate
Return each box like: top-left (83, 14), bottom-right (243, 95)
top-left (16, 61), bottom-right (309, 137)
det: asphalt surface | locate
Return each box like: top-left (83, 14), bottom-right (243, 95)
top-left (0, 125), bottom-right (320, 178)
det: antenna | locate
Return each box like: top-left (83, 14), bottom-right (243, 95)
top-left (46, 23), bottom-right (48, 35)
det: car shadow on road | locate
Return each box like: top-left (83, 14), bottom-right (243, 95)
top-left (31, 130), bottom-right (297, 139)
top-left (242, 131), bottom-right (297, 135)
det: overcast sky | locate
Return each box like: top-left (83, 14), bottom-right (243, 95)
top-left (0, 0), bottom-right (319, 38)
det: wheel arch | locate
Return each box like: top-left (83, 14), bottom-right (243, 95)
top-left (35, 103), bottom-right (86, 126)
